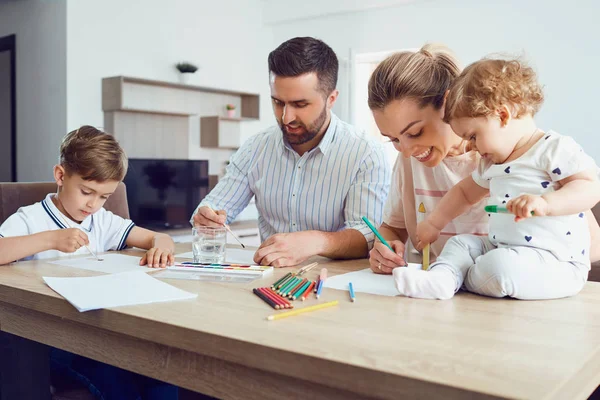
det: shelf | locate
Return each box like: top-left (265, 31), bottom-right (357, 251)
top-left (200, 116), bottom-right (245, 149)
top-left (102, 76), bottom-right (260, 119)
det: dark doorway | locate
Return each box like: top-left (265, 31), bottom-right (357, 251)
top-left (0, 34), bottom-right (16, 182)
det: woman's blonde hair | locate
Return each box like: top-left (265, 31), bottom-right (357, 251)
top-left (60, 125), bottom-right (128, 182)
top-left (443, 58), bottom-right (544, 123)
top-left (368, 43), bottom-right (461, 111)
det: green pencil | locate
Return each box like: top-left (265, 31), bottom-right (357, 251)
top-left (485, 205), bottom-right (534, 215)
top-left (361, 216), bottom-right (393, 251)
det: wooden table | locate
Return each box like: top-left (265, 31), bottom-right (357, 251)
top-left (1, 244), bottom-right (600, 400)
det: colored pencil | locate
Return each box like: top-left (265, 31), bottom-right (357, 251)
top-left (314, 277), bottom-right (320, 293)
top-left (288, 278), bottom-right (308, 299)
top-left (253, 288), bottom-right (278, 309)
top-left (266, 301), bottom-right (339, 321)
top-left (485, 205), bottom-right (534, 215)
top-left (291, 280), bottom-right (311, 300)
top-left (271, 272), bottom-right (292, 289)
top-left (284, 278), bottom-right (305, 297)
top-left (266, 288), bottom-right (293, 309)
top-left (349, 282), bottom-right (356, 302)
top-left (361, 216), bottom-right (393, 251)
top-left (301, 281), bottom-right (316, 301)
top-left (417, 203), bottom-right (430, 270)
top-left (276, 273), bottom-right (296, 290)
top-left (259, 287), bottom-right (289, 309)
top-left (316, 279), bottom-right (324, 299)
top-left (278, 276), bottom-right (299, 295)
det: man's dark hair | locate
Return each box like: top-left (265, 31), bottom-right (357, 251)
top-left (268, 37), bottom-right (338, 96)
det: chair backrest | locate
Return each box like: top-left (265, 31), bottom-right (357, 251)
top-left (0, 182), bottom-right (129, 224)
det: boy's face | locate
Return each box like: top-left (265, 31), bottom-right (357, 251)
top-left (53, 165), bottom-right (119, 222)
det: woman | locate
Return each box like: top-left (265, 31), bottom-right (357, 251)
top-left (367, 44), bottom-right (600, 274)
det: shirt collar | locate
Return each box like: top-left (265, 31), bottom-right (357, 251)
top-left (42, 193), bottom-right (93, 232)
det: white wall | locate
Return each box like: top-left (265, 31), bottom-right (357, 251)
top-left (66, 0), bottom-right (275, 176)
top-left (270, 0), bottom-right (600, 162)
top-left (0, 0), bottom-right (67, 182)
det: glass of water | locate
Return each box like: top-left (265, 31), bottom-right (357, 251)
top-left (192, 226), bottom-right (227, 263)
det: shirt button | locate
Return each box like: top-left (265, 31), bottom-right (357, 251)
top-left (298, 166), bottom-right (301, 169)
top-left (292, 194), bottom-right (296, 197)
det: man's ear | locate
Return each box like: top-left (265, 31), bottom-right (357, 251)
top-left (498, 105), bottom-right (512, 127)
top-left (53, 165), bottom-right (66, 187)
top-left (326, 89), bottom-right (339, 110)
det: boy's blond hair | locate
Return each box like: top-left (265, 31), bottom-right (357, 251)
top-left (59, 126), bottom-right (128, 182)
top-left (443, 58), bottom-right (544, 123)
top-left (368, 43), bottom-right (461, 111)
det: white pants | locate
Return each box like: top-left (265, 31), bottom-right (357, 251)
top-left (431, 235), bottom-right (589, 300)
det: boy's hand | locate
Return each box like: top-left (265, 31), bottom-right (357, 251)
top-left (507, 194), bottom-right (549, 222)
top-left (193, 206), bottom-right (227, 227)
top-left (53, 228), bottom-right (89, 253)
top-left (416, 219), bottom-right (441, 250)
top-left (140, 248), bottom-right (174, 268)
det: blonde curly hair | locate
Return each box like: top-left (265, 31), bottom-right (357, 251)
top-left (443, 58), bottom-right (544, 123)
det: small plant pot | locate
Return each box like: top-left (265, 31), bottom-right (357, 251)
top-left (178, 72), bottom-right (193, 84)
top-left (227, 109), bottom-right (236, 118)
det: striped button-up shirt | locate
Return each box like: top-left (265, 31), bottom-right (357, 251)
top-left (193, 113), bottom-right (391, 248)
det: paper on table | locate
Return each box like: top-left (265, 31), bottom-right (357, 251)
top-left (43, 271), bottom-right (197, 312)
top-left (49, 254), bottom-right (151, 274)
top-left (323, 263), bottom-right (422, 297)
top-left (154, 269), bottom-right (260, 283)
top-left (175, 248), bottom-right (256, 265)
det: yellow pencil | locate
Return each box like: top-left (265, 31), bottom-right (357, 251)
top-left (418, 202), bottom-right (430, 270)
top-left (266, 300), bottom-right (339, 321)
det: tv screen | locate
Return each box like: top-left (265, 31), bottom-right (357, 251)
top-left (124, 159), bottom-right (210, 230)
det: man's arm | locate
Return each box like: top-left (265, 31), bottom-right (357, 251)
top-left (190, 136), bottom-right (258, 226)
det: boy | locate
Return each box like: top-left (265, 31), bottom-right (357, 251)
top-left (0, 125), bottom-right (175, 267)
top-left (0, 126), bottom-right (178, 399)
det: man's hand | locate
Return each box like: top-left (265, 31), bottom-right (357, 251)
top-left (368, 240), bottom-right (406, 274)
top-left (53, 228), bottom-right (89, 253)
top-left (507, 194), bottom-right (549, 222)
top-left (193, 206), bottom-right (227, 227)
top-left (254, 231), bottom-right (325, 267)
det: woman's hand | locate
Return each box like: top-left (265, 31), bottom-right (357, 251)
top-left (369, 240), bottom-right (406, 274)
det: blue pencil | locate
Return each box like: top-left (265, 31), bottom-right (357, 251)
top-left (349, 282), bottom-right (356, 302)
top-left (316, 279), bottom-right (324, 299)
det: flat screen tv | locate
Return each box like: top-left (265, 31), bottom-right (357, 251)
top-left (123, 159), bottom-right (210, 230)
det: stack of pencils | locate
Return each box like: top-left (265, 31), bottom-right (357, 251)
top-left (253, 263), bottom-right (320, 309)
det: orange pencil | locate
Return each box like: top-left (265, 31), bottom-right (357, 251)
top-left (300, 281), bottom-right (316, 301)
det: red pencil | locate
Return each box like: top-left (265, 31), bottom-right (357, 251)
top-left (266, 288), bottom-right (293, 309)
top-left (259, 287), bottom-right (288, 309)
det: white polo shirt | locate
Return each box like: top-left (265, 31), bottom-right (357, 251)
top-left (0, 193), bottom-right (135, 261)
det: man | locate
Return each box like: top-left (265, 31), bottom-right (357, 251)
top-left (191, 37), bottom-right (390, 267)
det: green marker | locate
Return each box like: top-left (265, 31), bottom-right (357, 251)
top-left (361, 216), bottom-right (393, 251)
top-left (485, 205), bottom-right (534, 215)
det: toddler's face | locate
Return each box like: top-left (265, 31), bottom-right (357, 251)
top-left (449, 116), bottom-right (518, 164)
top-left (54, 168), bottom-right (119, 222)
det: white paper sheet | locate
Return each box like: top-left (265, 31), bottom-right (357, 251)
top-left (175, 248), bottom-right (256, 264)
top-left (323, 264), bottom-right (422, 297)
top-left (43, 271), bottom-right (197, 312)
top-left (49, 254), bottom-right (151, 274)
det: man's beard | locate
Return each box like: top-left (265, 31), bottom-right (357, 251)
top-left (279, 105), bottom-right (328, 145)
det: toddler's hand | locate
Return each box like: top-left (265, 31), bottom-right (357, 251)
top-left (54, 228), bottom-right (89, 253)
top-left (140, 248), bottom-right (174, 268)
top-left (506, 194), bottom-right (549, 222)
top-left (416, 219), bottom-right (441, 250)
